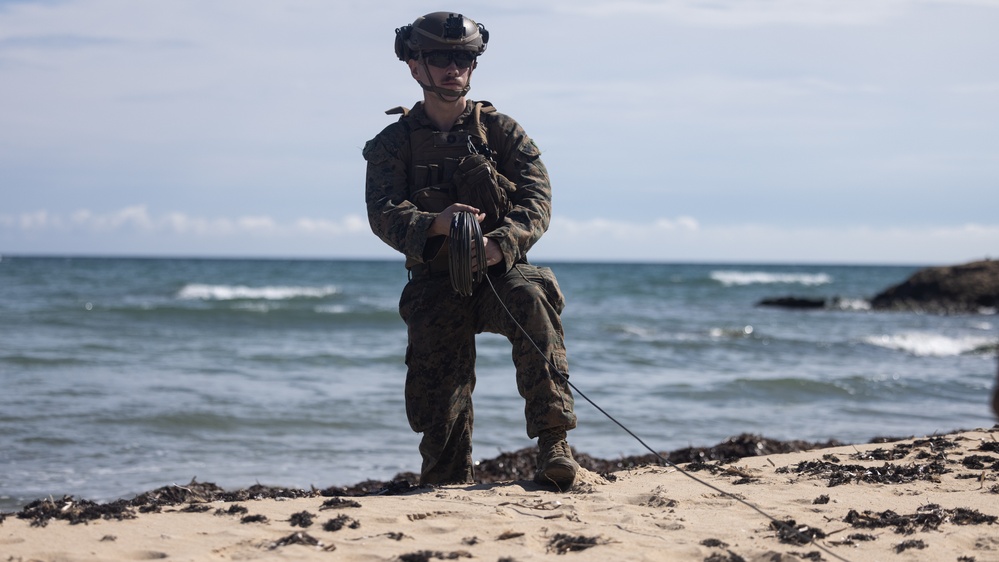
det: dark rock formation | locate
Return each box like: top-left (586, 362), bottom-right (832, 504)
top-left (757, 297), bottom-right (827, 309)
top-left (870, 259), bottom-right (999, 314)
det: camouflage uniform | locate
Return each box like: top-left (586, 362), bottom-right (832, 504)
top-left (363, 100), bottom-right (577, 485)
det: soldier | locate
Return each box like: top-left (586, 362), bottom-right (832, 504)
top-left (363, 12), bottom-right (578, 490)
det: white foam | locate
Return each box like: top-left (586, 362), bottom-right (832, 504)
top-left (864, 332), bottom-right (996, 357)
top-left (710, 270), bottom-right (832, 287)
top-left (177, 283), bottom-right (338, 301)
top-left (834, 298), bottom-right (872, 311)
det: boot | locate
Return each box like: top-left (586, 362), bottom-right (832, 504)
top-left (533, 428), bottom-right (578, 491)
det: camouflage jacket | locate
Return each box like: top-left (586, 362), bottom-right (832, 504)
top-left (362, 100), bottom-right (552, 271)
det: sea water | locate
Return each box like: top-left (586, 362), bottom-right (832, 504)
top-left (1, 256), bottom-right (995, 510)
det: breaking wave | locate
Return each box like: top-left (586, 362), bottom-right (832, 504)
top-left (863, 332), bottom-right (997, 357)
top-left (176, 283), bottom-right (339, 301)
top-left (711, 271), bottom-right (833, 287)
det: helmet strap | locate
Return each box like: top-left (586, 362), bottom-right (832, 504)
top-left (418, 58), bottom-right (471, 102)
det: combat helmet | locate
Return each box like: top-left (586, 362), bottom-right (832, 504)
top-left (395, 12), bottom-right (488, 100)
top-left (395, 12), bottom-right (488, 61)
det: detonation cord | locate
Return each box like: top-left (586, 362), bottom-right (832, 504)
top-left (447, 211), bottom-right (852, 562)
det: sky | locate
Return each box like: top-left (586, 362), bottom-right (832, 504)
top-left (1, 0), bottom-right (997, 265)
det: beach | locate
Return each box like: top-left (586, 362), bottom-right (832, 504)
top-left (3, 427), bottom-right (997, 562)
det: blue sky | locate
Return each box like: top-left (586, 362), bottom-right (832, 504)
top-left (1, 0), bottom-right (997, 264)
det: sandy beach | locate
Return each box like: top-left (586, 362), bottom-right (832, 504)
top-left (2, 427), bottom-right (997, 562)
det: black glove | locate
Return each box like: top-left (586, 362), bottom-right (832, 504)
top-left (451, 154), bottom-right (515, 232)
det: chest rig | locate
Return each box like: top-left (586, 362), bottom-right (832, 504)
top-left (390, 102), bottom-right (498, 273)
top-left (397, 102), bottom-right (495, 213)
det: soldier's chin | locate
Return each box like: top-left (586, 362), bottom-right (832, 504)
top-left (437, 87), bottom-right (465, 100)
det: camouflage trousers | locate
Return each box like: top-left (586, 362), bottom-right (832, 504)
top-left (398, 262), bottom-right (577, 485)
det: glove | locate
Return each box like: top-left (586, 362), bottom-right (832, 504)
top-left (451, 154), bottom-right (515, 232)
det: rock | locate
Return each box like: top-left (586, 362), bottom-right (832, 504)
top-left (756, 297), bottom-right (827, 309)
top-left (870, 259), bottom-right (999, 314)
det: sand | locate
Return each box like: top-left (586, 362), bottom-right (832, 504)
top-left (2, 427), bottom-right (998, 562)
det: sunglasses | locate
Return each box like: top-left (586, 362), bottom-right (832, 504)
top-left (421, 50), bottom-right (476, 69)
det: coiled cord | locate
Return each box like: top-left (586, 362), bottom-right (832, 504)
top-left (448, 211), bottom-right (487, 296)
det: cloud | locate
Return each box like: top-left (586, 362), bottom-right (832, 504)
top-left (550, 0), bottom-right (996, 27)
top-left (1, 206), bottom-right (366, 237)
top-left (3, 206), bottom-right (996, 264)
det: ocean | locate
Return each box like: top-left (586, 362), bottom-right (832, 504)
top-left (1, 256), bottom-right (996, 511)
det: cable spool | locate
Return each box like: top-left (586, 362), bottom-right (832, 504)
top-left (448, 211), bottom-right (486, 296)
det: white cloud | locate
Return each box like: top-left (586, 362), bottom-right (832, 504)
top-left (1, 206), bottom-right (363, 238)
top-left (6, 207), bottom-right (994, 265)
top-left (549, 0), bottom-right (998, 27)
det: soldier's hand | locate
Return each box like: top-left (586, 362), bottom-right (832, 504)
top-left (481, 236), bottom-right (503, 268)
top-left (429, 203), bottom-right (484, 237)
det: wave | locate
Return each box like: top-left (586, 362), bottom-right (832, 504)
top-left (176, 283), bottom-right (339, 301)
top-left (710, 270), bottom-right (832, 287)
top-left (863, 332), bottom-right (998, 357)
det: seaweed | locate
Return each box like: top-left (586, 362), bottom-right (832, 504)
top-left (320, 497), bottom-right (361, 510)
top-left (214, 504), bottom-right (248, 516)
top-left (844, 505), bottom-right (996, 535)
top-left (894, 539), bottom-right (927, 553)
top-left (962, 454), bottom-right (999, 471)
top-left (777, 459), bottom-right (950, 487)
top-left (268, 531), bottom-right (335, 551)
top-left (16, 496), bottom-right (136, 527)
top-left (322, 514), bottom-right (360, 532)
top-left (288, 510), bottom-right (315, 528)
top-left (547, 533), bottom-right (605, 554)
top-left (770, 518), bottom-right (826, 545)
top-left (397, 551), bottom-right (472, 561)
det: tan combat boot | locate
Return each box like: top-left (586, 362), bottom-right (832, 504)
top-left (533, 428), bottom-right (578, 491)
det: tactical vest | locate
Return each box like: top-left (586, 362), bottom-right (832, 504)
top-left (391, 102), bottom-right (497, 271)
top-left (395, 102), bottom-right (495, 214)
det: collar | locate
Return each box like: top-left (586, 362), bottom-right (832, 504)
top-left (408, 101), bottom-right (476, 130)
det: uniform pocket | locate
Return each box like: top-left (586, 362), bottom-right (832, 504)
top-left (514, 263), bottom-right (565, 314)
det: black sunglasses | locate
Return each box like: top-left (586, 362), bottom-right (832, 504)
top-left (421, 50), bottom-right (476, 69)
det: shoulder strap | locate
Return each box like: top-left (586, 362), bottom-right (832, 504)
top-left (470, 101), bottom-right (496, 158)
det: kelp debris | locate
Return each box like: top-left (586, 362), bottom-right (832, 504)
top-left (962, 454), bottom-right (999, 471)
top-left (268, 531), bottom-right (335, 551)
top-left (498, 530), bottom-right (525, 540)
top-left (323, 514), bottom-right (360, 532)
top-left (289, 510), bottom-right (315, 528)
top-left (320, 497), bottom-right (361, 510)
top-left (129, 478), bottom-right (317, 509)
top-left (894, 539), bottom-right (927, 553)
top-left (776, 459), bottom-right (950, 486)
top-left (397, 550), bottom-right (472, 561)
top-left (770, 518), bottom-right (826, 545)
top-left (179, 503), bottom-right (211, 513)
top-left (547, 533), bottom-right (606, 554)
top-left (240, 514), bottom-right (268, 524)
top-left (844, 505), bottom-right (997, 535)
top-left (319, 478), bottom-right (418, 497)
top-left (215, 504), bottom-right (248, 516)
top-left (17, 496), bottom-right (136, 527)
top-left (831, 533), bottom-right (879, 546)
top-left (703, 551), bottom-right (746, 562)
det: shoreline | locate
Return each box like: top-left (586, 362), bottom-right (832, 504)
top-left (3, 427), bottom-right (998, 561)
